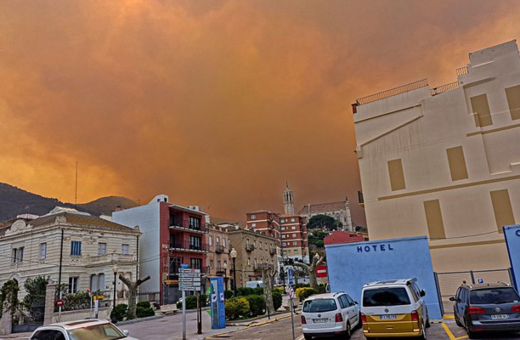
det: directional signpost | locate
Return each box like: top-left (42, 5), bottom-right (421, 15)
top-left (286, 267), bottom-right (296, 340)
top-left (179, 267), bottom-right (201, 340)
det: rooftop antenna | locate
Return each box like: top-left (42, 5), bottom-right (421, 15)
top-left (74, 161), bottom-right (78, 209)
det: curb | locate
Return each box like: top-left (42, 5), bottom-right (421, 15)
top-left (116, 315), bottom-right (163, 326)
top-left (204, 312), bottom-right (293, 339)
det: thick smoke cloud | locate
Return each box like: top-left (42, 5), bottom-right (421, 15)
top-left (1, 0), bottom-right (520, 224)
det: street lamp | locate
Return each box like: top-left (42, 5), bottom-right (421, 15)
top-left (223, 262), bottom-right (228, 292)
top-left (230, 248), bottom-right (237, 296)
top-left (112, 264), bottom-right (118, 308)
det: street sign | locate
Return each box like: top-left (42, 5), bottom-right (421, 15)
top-left (478, 278), bottom-right (484, 284)
top-left (179, 268), bottom-right (201, 291)
top-left (287, 267), bottom-right (295, 286)
top-left (56, 299), bottom-right (64, 307)
top-left (316, 265), bottom-right (328, 278)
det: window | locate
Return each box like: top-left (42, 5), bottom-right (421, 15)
top-left (446, 146), bottom-right (468, 181)
top-left (223, 238), bottom-right (226, 248)
top-left (292, 226), bottom-right (296, 230)
top-left (190, 258), bottom-right (202, 269)
top-left (217, 260), bottom-right (221, 270)
top-left (190, 236), bottom-right (202, 250)
top-left (251, 214), bottom-right (256, 220)
top-left (470, 94), bottom-right (493, 127)
top-left (209, 236), bottom-right (213, 246)
top-left (254, 258), bottom-right (257, 267)
top-left (12, 247), bottom-right (24, 263)
top-left (293, 242), bottom-right (297, 246)
top-left (71, 241), bottom-right (82, 256)
top-left (252, 223), bottom-right (256, 227)
top-left (281, 227), bottom-right (285, 231)
top-left (216, 236), bottom-right (220, 246)
top-left (259, 242), bottom-right (262, 249)
top-left (294, 249), bottom-right (298, 254)
top-left (292, 233), bottom-right (296, 238)
top-left (506, 85), bottom-right (520, 120)
top-left (98, 243), bottom-right (107, 255)
top-left (291, 218), bottom-right (295, 222)
top-left (281, 219), bottom-right (285, 223)
top-left (121, 244), bottom-right (130, 255)
top-left (247, 258), bottom-right (250, 266)
top-left (90, 275), bottom-right (98, 292)
top-left (490, 189), bottom-right (515, 231)
top-left (40, 243), bottom-right (47, 259)
top-left (424, 199), bottom-right (446, 240)
top-left (98, 273), bottom-right (105, 292)
top-left (210, 260), bottom-right (214, 269)
top-left (68, 277), bottom-right (79, 293)
top-left (282, 242), bottom-right (286, 247)
top-left (362, 287), bottom-right (411, 307)
top-left (189, 216), bottom-right (201, 230)
top-left (303, 299), bottom-right (337, 313)
top-left (388, 159), bottom-right (406, 191)
top-left (282, 235), bottom-right (285, 239)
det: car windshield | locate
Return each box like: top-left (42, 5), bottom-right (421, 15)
top-left (303, 299), bottom-right (337, 313)
top-left (67, 323), bottom-right (125, 340)
top-left (470, 287), bottom-right (520, 304)
top-left (363, 287), bottom-right (411, 307)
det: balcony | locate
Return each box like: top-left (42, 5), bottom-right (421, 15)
top-left (215, 266), bottom-right (226, 275)
top-left (169, 241), bottom-right (208, 253)
top-left (86, 253), bottom-right (137, 267)
top-left (269, 248), bottom-right (277, 255)
top-left (169, 220), bottom-right (206, 234)
top-left (215, 245), bottom-right (225, 254)
top-left (245, 244), bottom-right (255, 252)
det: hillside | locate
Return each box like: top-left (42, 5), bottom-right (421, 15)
top-left (0, 182), bottom-right (138, 221)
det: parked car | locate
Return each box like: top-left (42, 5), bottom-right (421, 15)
top-left (450, 282), bottom-right (520, 338)
top-left (361, 278), bottom-right (429, 339)
top-left (246, 280), bottom-right (264, 288)
top-left (301, 292), bottom-right (361, 339)
top-left (30, 319), bottom-right (139, 340)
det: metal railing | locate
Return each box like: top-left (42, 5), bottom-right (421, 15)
top-left (245, 244), bottom-right (255, 252)
top-left (169, 220), bottom-right (206, 233)
top-left (169, 241), bottom-right (208, 252)
top-left (430, 81), bottom-right (460, 96)
top-left (87, 253), bottom-right (136, 264)
top-left (356, 79), bottom-right (429, 105)
top-left (358, 190), bottom-right (364, 205)
top-left (215, 245), bottom-right (225, 254)
top-left (456, 66), bottom-right (469, 77)
top-left (270, 247), bottom-right (277, 255)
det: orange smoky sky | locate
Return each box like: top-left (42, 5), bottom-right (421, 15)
top-left (1, 0), bottom-right (520, 224)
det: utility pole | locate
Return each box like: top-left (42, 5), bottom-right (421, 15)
top-left (58, 228), bottom-right (64, 322)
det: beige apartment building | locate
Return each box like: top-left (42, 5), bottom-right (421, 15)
top-left (353, 41), bottom-right (520, 273)
top-left (227, 226), bottom-right (278, 288)
top-left (0, 207), bottom-right (140, 303)
top-left (207, 223), bottom-right (230, 288)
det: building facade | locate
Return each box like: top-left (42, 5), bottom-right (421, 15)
top-left (227, 226), bottom-right (278, 288)
top-left (324, 231), bottom-right (369, 246)
top-left (0, 207), bottom-right (140, 304)
top-left (112, 194), bottom-right (208, 304)
top-left (280, 215), bottom-right (309, 262)
top-left (298, 198), bottom-right (354, 231)
top-left (207, 223), bottom-right (230, 289)
top-left (352, 41), bottom-right (520, 273)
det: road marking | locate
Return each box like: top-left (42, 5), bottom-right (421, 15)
top-left (455, 336), bottom-right (468, 340)
top-left (441, 322), bottom-right (457, 340)
top-left (443, 314), bottom-right (455, 319)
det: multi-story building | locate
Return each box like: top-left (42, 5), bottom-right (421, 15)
top-left (112, 194), bottom-right (208, 304)
top-left (280, 215), bottom-right (309, 262)
top-left (227, 226), bottom-right (278, 288)
top-left (207, 223), bottom-right (230, 289)
top-left (352, 40), bottom-right (520, 273)
top-left (245, 211), bottom-right (281, 242)
top-left (298, 198), bottom-right (354, 231)
top-left (0, 207), bottom-right (140, 304)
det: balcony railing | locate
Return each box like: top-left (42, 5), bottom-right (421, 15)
top-left (86, 253), bottom-right (137, 266)
top-left (356, 79), bottom-right (429, 105)
top-left (456, 66), bottom-right (469, 77)
top-left (215, 245), bottom-right (225, 254)
top-left (169, 241), bottom-right (208, 252)
top-left (169, 220), bottom-right (206, 233)
top-left (270, 248), bottom-right (277, 255)
top-left (245, 244), bottom-right (255, 252)
top-left (430, 81), bottom-right (460, 96)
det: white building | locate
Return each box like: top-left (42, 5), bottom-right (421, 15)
top-left (0, 207), bottom-right (140, 302)
top-left (353, 40), bottom-right (520, 273)
top-left (298, 198), bottom-right (354, 231)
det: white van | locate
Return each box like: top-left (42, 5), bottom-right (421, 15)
top-left (361, 278), bottom-right (429, 339)
top-left (246, 280), bottom-right (264, 288)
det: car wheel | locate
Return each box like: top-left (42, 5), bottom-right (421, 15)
top-left (425, 317), bottom-right (430, 328)
top-left (467, 330), bottom-right (477, 339)
top-left (345, 322), bottom-right (351, 339)
top-left (455, 317), bottom-right (463, 327)
top-left (304, 334), bottom-right (313, 340)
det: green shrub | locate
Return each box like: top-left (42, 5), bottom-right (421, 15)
top-left (225, 297), bottom-right (250, 320)
top-left (317, 284), bottom-right (327, 294)
top-left (110, 304), bottom-right (128, 322)
top-left (253, 287), bottom-right (264, 295)
top-left (225, 290), bottom-right (234, 299)
top-left (295, 283), bottom-right (310, 289)
top-left (137, 301), bottom-right (151, 309)
top-left (296, 287), bottom-right (317, 301)
top-left (176, 294), bottom-right (208, 309)
top-left (245, 295), bottom-right (265, 317)
top-left (136, 306), bottom-right (155, 318)
top-left (272, 291), bottom-right (282, 311)
top-left (237, 287), bottom-right (255, 296)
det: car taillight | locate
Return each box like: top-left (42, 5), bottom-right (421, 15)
top-left (511, 305), bottom-right (520, 313)
top-left (361, 313), bottom-right (367, 323)
top-left (411, 310), bottom-right (419, 322)
top-left (301, 315), bottom-right (307, 324)
top-left (335, 313), bottom-right (343, 322)
top-left (468, 307), bottom-right (485, 314)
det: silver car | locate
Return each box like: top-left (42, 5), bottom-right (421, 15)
top-left (30, 319), bottom-right (139, 340)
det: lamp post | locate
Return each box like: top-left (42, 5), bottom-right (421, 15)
top-left (230, 248), bottom-right (237, 297)
top-left (223, 262), bottom-right (228, 291)
top-left (112, 264), bottom-right (118, 308)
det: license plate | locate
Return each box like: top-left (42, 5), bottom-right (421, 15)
top-left (313, 318), bottom-right (328, 323)
top-left (491, 314), bottom-right (509, 320)
top-left (380, 315), bottom-right (397, 320)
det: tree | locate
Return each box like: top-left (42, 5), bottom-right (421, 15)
top-left (23, 276), bottom-right (49, 308)
top-left (293, 253), bottom-right (324, 290)
top-left (0, 279), bottom-right (20, 318)
top-left (118, 275), bottom-right (151, 320)
top-left (307, 214), bottom-right (342, 231)
top-left (308, 229), bottom-right (328, 249)
top-left (260, 264), bottom-right (277, 315)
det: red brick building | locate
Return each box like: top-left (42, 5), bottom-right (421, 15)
top-left (324, 231), bottom-right (368, 246)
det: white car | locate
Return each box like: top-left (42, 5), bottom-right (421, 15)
top-left (30, 319), bottom-right (139, 340)
top-left (301, 292), bottom-right (361, 340)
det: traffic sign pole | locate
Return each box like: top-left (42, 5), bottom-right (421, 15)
top-left (182, 289), bottom-right (186, 340)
